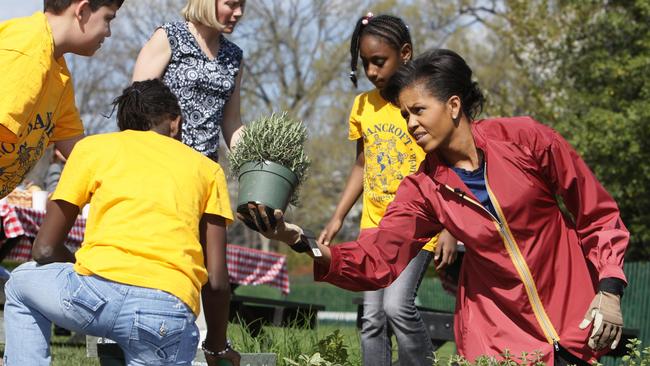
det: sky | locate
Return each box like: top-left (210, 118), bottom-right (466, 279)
top-left (1, 0), bottom-right (42, 21)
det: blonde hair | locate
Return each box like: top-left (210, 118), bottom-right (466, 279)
top-left (182, 0), bottom-right (245, 30)
top-left (182, 0), bottom-right (223, 30)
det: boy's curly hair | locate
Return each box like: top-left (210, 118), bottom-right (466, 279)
top-left (45, 0), bottom-right (125, 14)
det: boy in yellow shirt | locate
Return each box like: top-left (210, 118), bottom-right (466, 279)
top-left (3, 80), bottom-right (240, 366)
top-left (0, 0), bottom-right (123, 197)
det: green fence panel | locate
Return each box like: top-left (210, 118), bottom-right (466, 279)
top-left (417, 277), bottom-right (456, 312)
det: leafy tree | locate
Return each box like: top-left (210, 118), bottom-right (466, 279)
top-left (551, 0), bottom-right (650, 259)
top-left (475, 0), bottom-right (650, 259)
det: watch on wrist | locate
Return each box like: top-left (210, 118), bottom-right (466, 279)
top-left (289, 233), bottom-right (312, 253)
top-left (289, 229), bottom-right (322, 257)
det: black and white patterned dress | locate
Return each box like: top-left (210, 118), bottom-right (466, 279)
top-left (161, 22), bottom-right (243, 161)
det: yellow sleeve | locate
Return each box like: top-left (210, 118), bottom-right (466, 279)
top-left (51, 139), bottom-right (94, 208)
top-left (50, 67), bottom-right (84, 142)
top-left (421, 232), bottom-right (439, 252)
top-left (348, 94), bottom-right (363, 141)
top-left (0, 50), bottom-right (47, 142)
top-left (204, 164), bottom-right (234, 224)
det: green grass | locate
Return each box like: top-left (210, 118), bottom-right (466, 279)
top-left (0, 260), bottom-right (22, 272)
top-left (229, 322), bottom-right (455, 365)
top-left (228, 323), bottom-right (364, 364)
top-left (0, 335), bottom-right (100, 366)
top-left (0, 323), bottom-right (455, 366)
top-left (50, 338), bottom-right (100, 366)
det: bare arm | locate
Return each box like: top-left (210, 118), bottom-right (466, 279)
top-left (132, 28), bottom-right (172, 81)
top-left (200, 214), bottom-right (240, 366)
top-left (221, 61), bottom-right (244, 149)
top-left (54, 135), bottom-right (84, 159)
top-left (32, 200), bottom-right (79, 264)
top-left (434, 229), bottom-right (458, 270)
top-left (317, 139), bottom-right (364, 245)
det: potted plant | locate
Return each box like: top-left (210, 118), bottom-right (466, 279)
top-left (228, 112), bottom-right (310, 228)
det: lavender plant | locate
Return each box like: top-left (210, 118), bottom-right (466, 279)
top-left (229, 112), bottom-right (310, 183)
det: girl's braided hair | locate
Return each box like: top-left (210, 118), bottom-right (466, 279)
top-left (112, 79), bottom-right (182, 131)
top-left (349, 13), bottom-right (412, 87)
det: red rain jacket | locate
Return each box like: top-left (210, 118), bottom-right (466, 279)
top-left (316, 117), bottom-right (628, 364)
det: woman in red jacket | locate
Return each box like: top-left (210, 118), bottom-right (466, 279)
top-left (247, 49), bottom-right (628, 366)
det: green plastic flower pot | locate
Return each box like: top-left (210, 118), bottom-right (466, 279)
top-left (236, 161), bottom-right (298, 227)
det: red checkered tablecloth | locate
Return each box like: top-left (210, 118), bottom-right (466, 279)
top-left (0, 203), bottom-right (85, 261)
top-left (0, 203), bottom-right (290, 294)
top-left (226, 244), bottom-right (290, 294)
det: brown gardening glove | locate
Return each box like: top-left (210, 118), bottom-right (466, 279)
top-left (579, 291), bottom-right (623, 350)
top-left (237, 203), bottom-right (303, 245)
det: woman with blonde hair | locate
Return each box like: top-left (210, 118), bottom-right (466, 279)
top-left (133, 0), bottom-right (246, 161)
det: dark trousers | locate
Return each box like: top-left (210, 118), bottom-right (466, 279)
top-left (554, 345), bottom-right (591, 366)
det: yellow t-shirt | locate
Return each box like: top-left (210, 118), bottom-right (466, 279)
top-left (52, 130), bottom-right (234, 316)
top-left (349, 89), bottom-right (436, 251)
top-left (0, 12), bottom-right (84, 197)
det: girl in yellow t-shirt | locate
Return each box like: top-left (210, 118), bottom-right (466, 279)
top-left (3, 80), bottom-right (240, 366)
top-left (316, 13), bottom-right (457, 366)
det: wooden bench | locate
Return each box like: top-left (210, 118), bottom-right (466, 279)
top-left (230, 295), bottom-right (325, 336)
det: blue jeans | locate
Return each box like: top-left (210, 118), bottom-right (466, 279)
top-left (361, 250), bottom-right (434, 366)
top-left (3, 262), bottom-right (199, 366)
